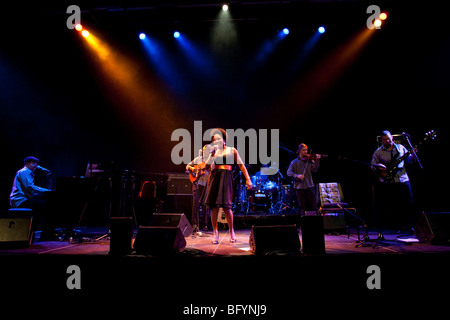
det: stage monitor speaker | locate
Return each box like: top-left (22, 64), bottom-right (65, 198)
top-left (149, 213), bottom-right (193, 237)
top-left (415, 212), bottom-right (450, 245)
top-left (134, 226), bottom-right (186, 255)
top-left (109, 217), bottom-right (133, 255)
top-left (322, 213), bottom-right (346, 231)
top-left (301, 216), bottom-right (325, 254)
top-left (0, 217), bottom-right (33, 249)
top-left (249, 225), bottom-right (301, 255)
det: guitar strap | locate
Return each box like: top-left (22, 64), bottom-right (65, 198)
top-left (391, 145), bottom-right (399, 161)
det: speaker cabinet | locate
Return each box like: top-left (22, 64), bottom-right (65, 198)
top-left (301, 216), bottom-right (325, 254)
top-left (133, 213), bottom-right (192, 255)
top-left (415, 212), bottom-right (450, 245)
top-left (0, 217), bottom-right (33, 249)
top-left (249, 225), bottom-right (301, 255)
top-left (134, 226), bottom-right (186, 255)
top-left (149, 213), bottom-right (193, 237)
top-left (322, 213), bottom-right (346, 231)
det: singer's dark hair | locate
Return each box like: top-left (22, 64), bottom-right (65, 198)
top-left (210, 128), bottom-right (228, 143)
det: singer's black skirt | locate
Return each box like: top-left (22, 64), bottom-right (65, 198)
top-left (202, 169), bottom-right (234, 209)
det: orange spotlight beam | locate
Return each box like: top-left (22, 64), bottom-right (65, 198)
top-left (79, 29), bottom-right (183, 154)
top-left (266, 27), bottom-right (376, 123)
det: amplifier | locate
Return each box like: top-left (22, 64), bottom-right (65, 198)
top-left (167, 173), bottom-right (191, 196)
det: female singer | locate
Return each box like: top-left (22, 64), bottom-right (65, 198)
top-left (203, 128), bottom-right (253, 244)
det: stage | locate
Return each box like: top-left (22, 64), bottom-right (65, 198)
top-left (3, 221), bottom-right (450, 257)
top-left (1, 223), bottom-right (449, 316)
top-left (2, 1), bottom-right (450, 316)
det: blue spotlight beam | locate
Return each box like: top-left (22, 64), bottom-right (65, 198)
top-left (252, 28), bottom-right (290, 67)
top-left (140, 36), bottom-right (186, 94)
top-left (174, 33), bottom-right (217, 80)
top-left (274, 29), bottom-right (324, 83)
top-left (291, 30), bottom-right (323, 72)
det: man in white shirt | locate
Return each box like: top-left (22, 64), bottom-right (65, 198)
top-left (371, 131), bottom-right (415, 238)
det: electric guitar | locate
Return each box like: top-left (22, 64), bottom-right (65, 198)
top-left (377, 130), bottom-right (437, 182)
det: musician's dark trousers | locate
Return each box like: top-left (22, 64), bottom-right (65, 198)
top-left (192, 183), bottom-right (210, 230)
top-left (294, 187), bottom-right (317, 216)
top-left (17, 197), bottom-right (50, 232)
top-left (373, 181), bottom-right (414, 232)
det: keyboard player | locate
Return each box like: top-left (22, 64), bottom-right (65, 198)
top-left (9, 156), bottom-right (53, 232)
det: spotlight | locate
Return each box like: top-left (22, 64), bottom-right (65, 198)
top-left (75, 24), bottom-right (83, 32)
top-left (222, 4), bottom-right (229, 11)
top-left (139, 33), bottom-right (146, 40)
top-left (173, 31), bottom-right (180, 39)
top-left (318, 26), bottom-right (325, 34)
top-left (82, 30), bottom-right (89, 38)
top-left (282, 28), bottom-right (290, 35)
top-left (379, 12), bottom-right (387, 20)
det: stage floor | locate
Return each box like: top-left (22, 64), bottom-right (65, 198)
top-left (1, 226), bottom-right (449, 316)
top-left (1, 227), bottom-right (449, 256)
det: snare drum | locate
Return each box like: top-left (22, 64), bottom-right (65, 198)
top-left (248, 191), bottom-right (271, 213)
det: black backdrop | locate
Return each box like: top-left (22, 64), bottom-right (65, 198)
top-left (1, 1), bottom-right (448, 224)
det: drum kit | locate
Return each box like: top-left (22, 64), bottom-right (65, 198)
top-left (233, 166), bottom-right (297, 215)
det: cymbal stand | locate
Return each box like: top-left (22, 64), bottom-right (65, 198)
top-left (233, 171), bottom-right (248, 214)
top-left (273, 173), bottom-right (293, 214)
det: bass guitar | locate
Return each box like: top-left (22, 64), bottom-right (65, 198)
top-left (376, 130), bottom-right (437, 182)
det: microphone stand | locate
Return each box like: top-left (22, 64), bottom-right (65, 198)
top-left (402, 132), bottom-right (423, 169)
top-left (335, 204), bottom-right (375, 248)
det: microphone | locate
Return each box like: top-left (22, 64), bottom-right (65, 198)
top-left (211, 144), bottom-right (218, 156)
top-left (37, 165), bottom-right (51, 173)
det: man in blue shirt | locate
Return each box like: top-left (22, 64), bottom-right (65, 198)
top-left (10, 156), bottom-right (52, 209)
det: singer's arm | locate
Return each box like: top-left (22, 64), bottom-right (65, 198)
top-left (204, 144), bottom-right (217, 168)
top-left (233, 148), bottom-right (252, 189)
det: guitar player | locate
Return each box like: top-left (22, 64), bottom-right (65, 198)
top-left (186, 145), bottom-right (211, 233)
top-left (371, 130), bottom-right (416, 239)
